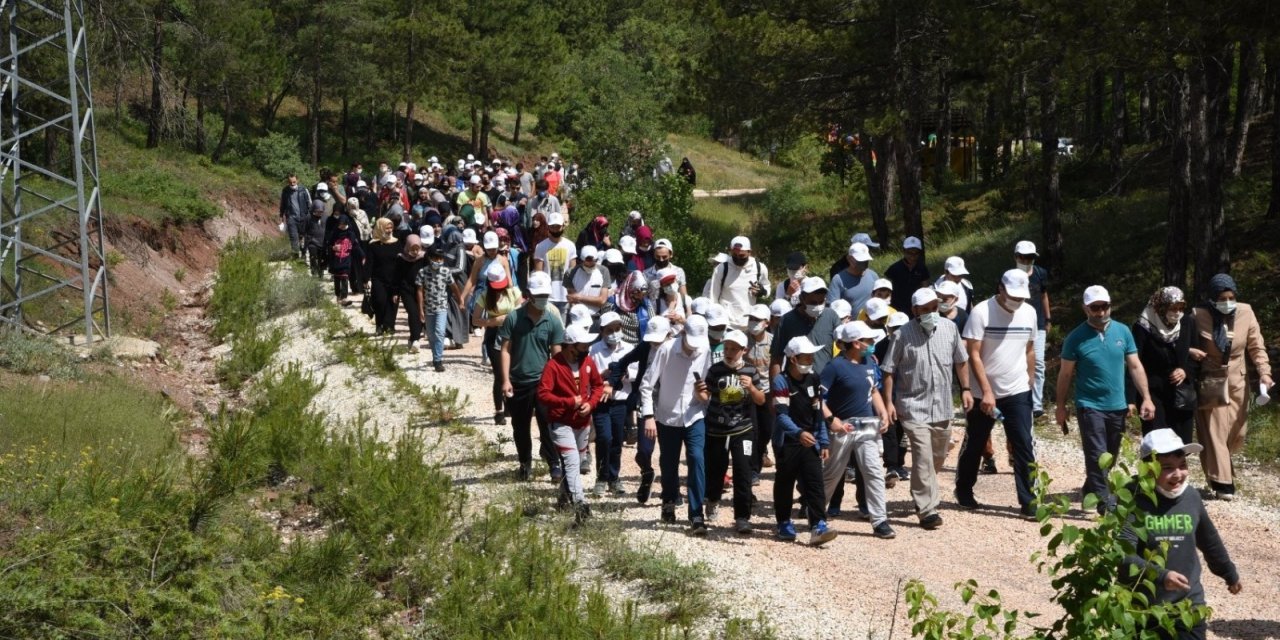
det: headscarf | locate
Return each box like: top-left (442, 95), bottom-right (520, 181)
top-left (496, 205), bottom-right (525, 252)
top-left (1206, 273), bottom-right (1237, 356)
top-left (1137, 286), bottom-right (1184, 344)
top-left (372, 217), bottom-right (396, 244)
top-left (617, 271), bottom-right (648, 313)
top-left (530, 212), bottom-right (550, 247)
top-left (400, 234), bottom-right (424, 262)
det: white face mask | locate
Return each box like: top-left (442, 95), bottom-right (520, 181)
top-left (605, 333), bottom-right (622, 346)
top-left (1215, 300), bottom-right (1237, 315)
top-left (724, 356), bottom-right (743, 369)
top-left (1156, 482), bottom-right (1188, 500)
top-left (805, 303), bottom-right (825, 319)
top-left (708, 328), bottom-right (725, 341)
top-left (998, 295), bottom-right (1023, 314)
top-left (794, 363), bottom-right (813, 375)
top-left (787, 268), bottom-right (804, 279)
top-left (1165, 311), bottom-right (1183, 325)
top-left (663, 283), bottom-right (679, 295)
top-left (1015, 260), bottom-right (1033, 273)
top-left (748, 320), bottom-right (767, 335)
top-left (918, 312), bottom-right (939, 331)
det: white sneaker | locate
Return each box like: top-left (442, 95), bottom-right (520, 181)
top-left (473, 327), bottom-right (484, 337)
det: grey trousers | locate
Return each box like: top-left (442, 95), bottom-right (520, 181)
top-left (903, 419), bottom-right (952, 519)
top-left (822, 422), bottom-right (887, 525)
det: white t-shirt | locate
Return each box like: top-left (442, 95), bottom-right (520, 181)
top-left (569, 265), bottom-right (611, 312)
top-left (590, 341), bottom-right (638, 400)
top-left (534, 237), bottom-right (577, 303)
top-left (707, 259), bottom-right (769, 330)
top-left (962, 297), bottom-right (1037, 400)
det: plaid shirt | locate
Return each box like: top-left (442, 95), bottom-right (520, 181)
top-left (880, 318), bottom-right (968, 423)
top-left (417, 261), bottom-right (453, 312)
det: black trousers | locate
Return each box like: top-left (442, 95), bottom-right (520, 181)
top-left (399, 288), bottom-right (422, 343)
top-left (370, 279), bottom-right (397, 334)
top-left (706, 430), bottom-right (754, 519)
top-left (333, 272), bottom-right (350, 299)
top-left (751, 401), bottom-right (774, 473)
top-left (485, 337), bottom-right (504, 413)
top-left (774, 443), bottom-right (826, 527)
top-left (509, 382), bottom-right (552, 467)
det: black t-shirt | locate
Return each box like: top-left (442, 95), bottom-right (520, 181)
top-left (885, 258), bottom-right (931, 312)
top-left (705, 361), bottom-right (765, 437)
top-left (1027, 265), bottom-right (1049, 329)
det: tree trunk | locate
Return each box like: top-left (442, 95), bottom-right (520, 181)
top-left (1139, 80), bottom-right (1153, 143)
top-left (979, 93), bottom-right (998, 184)
top-left (1039, 74), bottom-right (1064, 276)
top-left (479, 107), bottom-right (492, 158)
top-left (896, 129), bottom-right (924, 241)
top-left (1227, 39), bottom-right (1261, 178)
top-left (514, 103), bottom-right (523, 145)
top-left (391, 102), bottom-right (399, 144)
top-left (365, 98), bottom-right (375, 150)
top-left (1164, 70), bottom-right (1192, 289)
top-left (859, 134), bottom-right (897, 246)
top-left (308, 80), bottom-right (321, 168)
top-left (194, 87), bottom-right (206, 155)
top-left (933, 80), bottom-right (952, 190)
top-left (1110, 70), bottom-right (1126, 194)
top-left (1019, 72), bottom-right (1031, 159)
top-left (212, 85), bottom-right (231, 163)
top-left (403, 99), bottom-right (415, 160)
top-left (1087, 69), bottom-right (1105, 153)
top-left (145, 4), bottom-right (164, 149)
top-left (341, 95), bottom-right (349, 159)
top-left (1190, 45), bottom-right (1235, 297)
top-left (1269, 56), bottom-right (1280, 219)
top-left (469, 104), bottom-right (479, 156)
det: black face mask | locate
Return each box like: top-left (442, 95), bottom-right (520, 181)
top-left (550, 230), bottom-right (563, 238)
top-left (732, 255), bottom-right (749, 267)
top-left (654, 258), bottom-right (670, 268)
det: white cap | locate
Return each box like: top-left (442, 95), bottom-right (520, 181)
top-left (580, 245), bottom-right (599, 261)
top-left (469, 175), bottom-right (482, 185)
top-left (945, 256), bottom-right (969, 276)
top-left (934, 280), bottom-right (961, 299)
top-left (315, 182), bottom-right (329, 192)
top-left (382, 174), bottom-right (397, 186)
top-left (684, 315), bottom-right (710, 349)
top-left (831, 299), bottom-right (852, 320)
top-left (704, 303), bottom-right (729, 327)
top-left (709, 252), bottom-right (729, 265)
top-left (1083, 285), bottom-right (1111, 306)
top-left (462, 229), bottom-right (478, 245)
top-left (599, 311), bottom-right (622, 327)
top-left (770, 299), bottom-right (792, 317)
top-left (547, 212), bottom-right (565, 227)
top-left (1140, 428), bottom-right (1203, 458)
top-left (903, 236), bottom-right (923, 250)
top-left (872, 278), bottom-right (893, 292)
top-left (690, 297), bottom-right (710, 316)
top-left (356, 179), bottom-right (368, 188)
top-left (654, 238), bottom-right (673, 251)
top-left (1001, 269), bottom-right (1031, 298)
top-left (420, 226), bottom-right (436, 244)
top-left (428, 156), bottom-right (438, 164)
top-left (784, 336), bottom-right (823, 358)
top-left (887, 312), bottom-right (910, 328)
top-left (747, 303), bottom-right (771, 320)
top-left (466, 154), bottom-right (475, 161)
top-left (800, 276), bottom-right (828, 294)
top-left (526, 271), bottom-right (552, 296)
top-left (603, 248), bottom-right (624, 264)
top-left (484, 262), bottom-right (510, 288)
top-left (722, 329), bottom-right (749, 347)
top-left (730, 235), bottom-right (752, 251)
top-left (564, 324), bottom-right (598, 345)
top-left (551, 151), bottom-right (560, 159)
top-left (1015, 240), bottom-right (1038, 256)
top-left (850, 320), bottom-right (886, 343)
top-left (482, 231), bottom-right (499, 250)
top-left (398, 161), bottom-right (407, 168)
top-left (850, 232), bottom-right (880, 248)
top-left (912, 288), bottom-right (939, 307)
top-left (643, 316), bottom-right (672, 343)
top-left (629, 210), bottom-right (642, 220)
top-left (847, 242), bottom-right (872, 261)
top-left (864, 297), bottom-right (890, 321)
top-left (568, 304), bottom-right (592, 327)
top-left (619, 236), bottom-right (637, 253)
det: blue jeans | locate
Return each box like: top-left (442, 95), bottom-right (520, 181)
top-left (658, 419), bottom-right (706, 521)
top-left (425, 310), bottom-right (448, 364)
top-left (635, 426), bottom-right (655, 473)
top-left (592, 400), bottom-right (627, 483)
top-left (1077, 407), bottom-right (1126, 513)
top-left (957, 391), bottom-right (1037, 507)
top-left (1032, 329), bottom-right (1047, 413)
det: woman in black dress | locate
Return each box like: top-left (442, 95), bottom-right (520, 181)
top-left (396, 234), bottom-right (427, 351)
top-left (366, 218), bottom-right (404, 335)
top-left (1129, 286), bottom-right (1197, 442)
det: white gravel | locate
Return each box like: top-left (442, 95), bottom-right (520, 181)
top-left (270, 292), bottom-right (1280, 640)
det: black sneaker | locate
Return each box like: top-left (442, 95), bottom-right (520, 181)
top-left (1019, 503), bottom-right (1038, 520)
top-left (872, 521), bottom-right (897, 539)
top-left (920, 513), bottom-right (944, 530)
top-left (981, 456), bottom-right (998, 475)
top-left (493, 411), bottom-right (505, 425)
top-left (574, 502), bottom-right (593, 525)
top-left (954, 491), bottom-right (981, 510)
top-left (637, 470), bottom-right (655, 504)
top-left (517, 464), bottom-right (531, 482)
top-left (433, 362), bottom-right (445, 372)
top-left (705, 500), bottom-right (720, 521)
top-left (660, 504), bottom-right (676, 524)
top-left (689, 519), bottom-right (708, 536)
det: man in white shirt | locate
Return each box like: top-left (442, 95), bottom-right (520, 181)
top-left (707, 235), bottom-right (769, 332)
top-left (566, 245), bottom-right (612, 314)
top-left (533, 211), bottom-right (577, 314)
top-left (640, 315), bottom-right (713, 535)
top-left (955, 269), bottom-right (1039, 518)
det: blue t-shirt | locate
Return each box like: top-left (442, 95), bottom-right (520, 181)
top-left (819, 356), bottom-right (881, 420)
top-left (1061, 321), bottom-right (1137, 411)
top-left (827, 268), bottom-right (879, 316)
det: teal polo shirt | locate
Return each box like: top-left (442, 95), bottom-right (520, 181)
top-left (498, 306), bottom-right (565, 388)
top-left (1061, 321), bottom-right (1137, 411)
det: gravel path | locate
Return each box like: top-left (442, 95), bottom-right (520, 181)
top-left (275, 292), bottom-right (1280, 640)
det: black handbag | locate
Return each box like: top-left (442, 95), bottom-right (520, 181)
top-left (361, 293), bottom-right (374, 317)
top-left (1173, 380), bottom-right (1198, 411)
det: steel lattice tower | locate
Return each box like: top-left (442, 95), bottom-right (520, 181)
top-left (0, 0), bottom-right (107, 343)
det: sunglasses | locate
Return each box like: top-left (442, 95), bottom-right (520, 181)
top-left (1087, 303), bottom-right (1111, 312)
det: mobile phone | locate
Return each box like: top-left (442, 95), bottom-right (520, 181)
top-left (693, 372), bottom-right (702, 383)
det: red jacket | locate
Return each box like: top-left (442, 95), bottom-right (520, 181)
top-left (537, 352), bottom-right (605, 428)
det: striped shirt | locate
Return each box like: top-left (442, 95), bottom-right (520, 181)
top-left (962, 297), bottom-right (1037, 400)
top-left (881, 318), bottom-right (968, 422)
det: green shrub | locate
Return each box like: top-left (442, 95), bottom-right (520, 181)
top-left (216, 327), bottom-right (283, 390)
top-left (253, 132), bottom-right (310, 182)
top-left (0, 328), bottom-right (81, 379)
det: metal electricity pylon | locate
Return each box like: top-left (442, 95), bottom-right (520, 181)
top-left (0, 0), bottom-right (107, 343)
